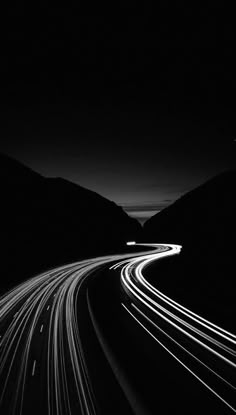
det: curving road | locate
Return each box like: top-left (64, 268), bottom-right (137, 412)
top-left (0, 244), bottom-right (235, 414)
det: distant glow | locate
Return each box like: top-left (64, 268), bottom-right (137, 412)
top-left (126, 241), bottom-right (136, 245)
top-left (126, 209), bottom-right (160, 225)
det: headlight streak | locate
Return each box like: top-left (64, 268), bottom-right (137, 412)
top-left (120, 244), bottom-right (236, 413)
top-left (0, 243), bottom-right (235, 414)
top-left (121, 303), bottom-right (236, 413)
top-left (0, 248), bottom-right (156, 414)
top-left (122, 270), bottom-right (235, 364)
top-left (130, 302), bottom-right (235, 389)
top-left (135, 252), bottom-right (235, 342)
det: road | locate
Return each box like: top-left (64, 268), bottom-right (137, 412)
top-left (0, 244), bottom-right (235, 414)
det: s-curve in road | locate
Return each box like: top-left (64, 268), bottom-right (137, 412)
top-left (0, 244), bottom-right (235, 414)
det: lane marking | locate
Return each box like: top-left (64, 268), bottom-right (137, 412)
top-left (32, 360), bottom-right (36, 377)
top-left (40, 324), bottom-right (44, 333)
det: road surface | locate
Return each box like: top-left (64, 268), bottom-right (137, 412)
top-left (0, 244), bottom-right (235, 414)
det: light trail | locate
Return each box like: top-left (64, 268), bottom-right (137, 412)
top-left (0, 243), bottom-right (235, 414)
top-left (0, 246), bottom-right (157, 414)
top-left (118, 243), bottom-right (236, 413)
top-left (121, 303), bottom-right (236, 413)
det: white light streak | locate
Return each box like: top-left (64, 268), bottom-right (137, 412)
top-left (0, 243), bottom-right (234, 413)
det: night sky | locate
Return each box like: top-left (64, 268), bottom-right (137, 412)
top-left (1, 4), bottom-right (235, 223)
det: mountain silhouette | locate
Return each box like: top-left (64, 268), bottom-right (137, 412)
top-left (0, 153), bottom-right (142, 293)
top-left (143, 171), bottom-right (236, 332)
top-left (144, 170), bottom-right (236, 247)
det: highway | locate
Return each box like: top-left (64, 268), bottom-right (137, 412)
top-left (0, 244), bottom-right (235, 414)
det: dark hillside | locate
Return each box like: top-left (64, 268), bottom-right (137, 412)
top-left (0, 153), bottom-right (142, 293)
top-left (143, 171), bottom-right (236, 332)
